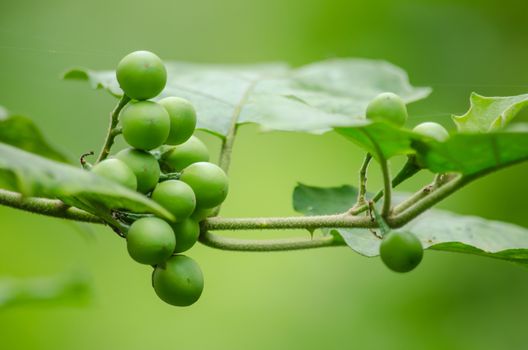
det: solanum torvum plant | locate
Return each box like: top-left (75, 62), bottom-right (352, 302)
top-left (1, 50), bottom-right (528, 306)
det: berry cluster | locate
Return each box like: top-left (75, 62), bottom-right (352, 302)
top-left (365, 92), bottom-right (449, 273)
top-left (91, 51), bottom-right (228, 306)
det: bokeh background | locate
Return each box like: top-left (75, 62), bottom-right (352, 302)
top-left (1, 0), bottom-right (528, 349)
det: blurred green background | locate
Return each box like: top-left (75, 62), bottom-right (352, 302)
top-left (1, 0), bottom-right (528, 349)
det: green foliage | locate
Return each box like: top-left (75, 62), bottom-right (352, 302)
top-left (63, 59), bottom-right (430, 137)
top-left (293, 183), bottom-right (528, 265)
top-left (0, 143), bottom-right (173, 221)
top-left (91, 158), bottom-right (137, 190)
top-left (0, 106), bottom-right (69, 163)
top-left (453, 93), bottom-right (528, 132)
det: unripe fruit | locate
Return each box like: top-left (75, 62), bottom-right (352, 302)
top-left (379, 231), bottom-right (423, 273)
top-left (413, 122), bottom-right (449, 142)
top-left (120, 101), bottom-right (170, 150)
top-left (159, 97), bottom-right (197, 145)
top-left (180, 162), bottom-right (228, 209)
top-left (159, 136), bottom-right (210, 172)
top-left (191, 207), bottom-right (216, 221)
top-left (171, 219), bottom-right (200, 253)
top-left (91, 158), bottom-right (137, 190)
top-left (126, 217), bottom-right (176, 265)
top-left (366, 92), bottom-right (408, 127)
top-left (115, 148), bottom-right (160, 194)
top-left (151, 180), bottom-right (196, 221)
top-left (152, 255), bottom-right (204, 307)
top-left (116, 50), bottom-right (167, 100)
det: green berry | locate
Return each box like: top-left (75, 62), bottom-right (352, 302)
top-left (180, 162), bottom-right (228, 209)
top-left (151, 180), bottom-right (196, 221)
top-left (171, 219), bottom-right (200, 253)
top-left (366, 92), bottom-right (408, 126)
top-left (126, 217), bottom-right (176, 265)
top-left (116, 50), bottom-right (167, 100)
top-left (159, 136), bottom-right (209, 172)
top-left (152, 255), bottom-right (204, 307)
top-left (379, 231), bottom-right (423, 273)
top-left (115, 148), bottom-right (160, 194)
top-left (120, 101), bottom-right (170, 151)
top-left (91, 158), bottom-right (137, 190)
top-left (191, 207), bottom-right (216, 221)
top-left (159, 97), bottom-right (197, 145)
top-left (413, 122), bottom-right (449, 142)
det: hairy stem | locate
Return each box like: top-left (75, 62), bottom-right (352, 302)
top-left (199, 231), bottom-right (343, 251)
top-left (0, 189), bottom-right (103, 224)
top-left (203, 214), bottom-right (376, 231)
top-left (389, 174), bottom-right (470, 227)
top-left (352, 153), bottom-right (372, 210)
top-left (96, 95), bottom-right (131, 163)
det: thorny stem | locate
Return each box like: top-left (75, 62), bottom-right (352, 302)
top-left (95, 95), bottom-right (131, 163)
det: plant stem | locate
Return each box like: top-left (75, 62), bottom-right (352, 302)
top-left (95, 95), bottom-right (130, 163)
top-left (199, 231), bottom-right (343, 251)
top-left (218, 80), bottom-right (257, 174)
top-left (371, 156), bottom-right (421, 203)
top-left (0, 189), bottom-right (103, 224)
top-left (380, 158), bottom-right (392, 217)
top-left (353, 153), bottom-right (372, 209)
top-left (389, 175), bottom-right (470, 227)
top-left (203, 214), bottom-right (376, 231)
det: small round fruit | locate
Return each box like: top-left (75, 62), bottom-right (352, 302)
top-left (159, 136), bottom-right (210, 172)
top-left (120, 101), bottom-right (170, 150)
top-left (366, 92), bottom-right (408, 126)
top-left (126, 217), bottom-right (176, 265)
top-left (152, 255), bottom-right (204, 307)
top-left (379, 231), bottom-right (423, 273)
top-left (159, 97), bottom-right (197, 145)
top-left (180, 162), bottom-right (228, 209)
top-left (413, 122), bottom-right (449, 142)
top-left (91, 158), bottom-right (137, 190)
top-left (171, 219), bottom-right (200, 253)
top-left (191, 207), bottom-right (216, 221)
top-left (115, 148), bottom-right (160, 193)
top-left (151, 180), bottom-right (196, 221)
top-left (116, 50), bottom-right (167, 100)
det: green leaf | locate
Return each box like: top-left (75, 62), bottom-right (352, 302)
top-left (453, 92), bottom-right (528, 132)
top-left (0, 272), bottom-right (91, 308)
top-left (413, 125), bottom-right (528, 175)
top-left (336, 122), bottom-right (415, 160)
top-left (64, 59), bottom-right (430, 137)
top-left (293, 183), bottom-right (528, 265)
top-left (0, 142), bottom-right (174, 221)
top-left (0, 106), bottom-right (69, 163)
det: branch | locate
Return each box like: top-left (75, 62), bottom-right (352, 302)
top-left (199, 231), bottom-right (344, 251)
top-left (95, 95), bottom-right (130, 163)
top-left (389, 174), bottom-right (469, 227)
top-left (202, 214), bottom-right (375, 231)
top-left (0, 189), bottom-right (103, 224)
top-left (352, 153), bottom-right (372, 210)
